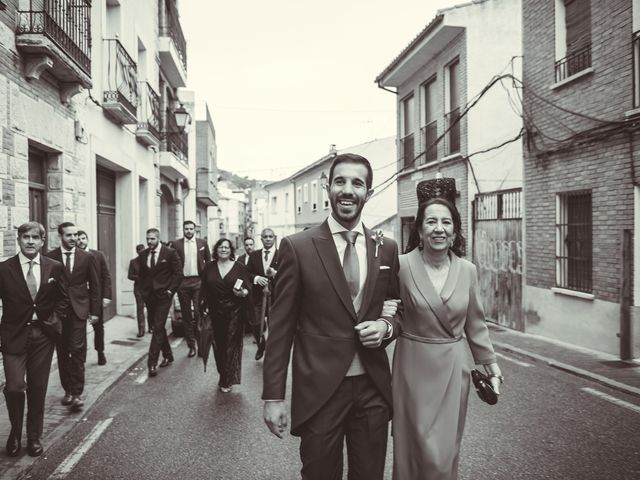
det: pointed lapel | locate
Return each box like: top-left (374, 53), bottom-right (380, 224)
top-left (356, 227), bottom-right (381, 322)
top-left (9, 255), bottom-right (32, 302)
top-left (312, 222), bottom-right (357, 319)
top-left (439, 252), bottom-right (460, 303)
top-left (407, 248), bottom-right (455, 337)
top-left (36, 255), bottom-right (53, 301)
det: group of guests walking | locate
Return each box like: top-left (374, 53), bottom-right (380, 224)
top-left (0, 221), bottom-right (112, 457)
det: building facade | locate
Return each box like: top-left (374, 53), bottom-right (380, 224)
top-left (376, 0), bottom-right (522, 254)
top-left (194, 102), bottom-right (218, 242)
top-left (217, 180), bottom-right (248, 251)
top-left (264, 177), bottom-right (295, 243)
top-left (522, 0), bottom-right (639, 357)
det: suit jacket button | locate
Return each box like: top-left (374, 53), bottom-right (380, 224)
top-left (26, 322), bottom-right (31, 326)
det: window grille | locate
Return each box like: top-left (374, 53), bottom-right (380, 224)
top-left (556, 190), bottom-right (592, 293)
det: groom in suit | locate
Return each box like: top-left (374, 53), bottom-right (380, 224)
top-left (263, 153), bottom-right (401, 480)
top-left (0, 222), bottom-right (70, 457)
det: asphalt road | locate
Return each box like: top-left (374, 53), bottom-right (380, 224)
top-left (20, 338), bottom-right (640, 480)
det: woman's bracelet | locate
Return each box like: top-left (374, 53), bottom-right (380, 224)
top-left (488, 373), bottom-right (504, 384)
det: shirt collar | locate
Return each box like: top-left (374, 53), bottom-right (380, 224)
top-left (151, 243), bottom-right (162, 254)
top-left (327, 214), bottom-right (365, 237)
top-left (185, 237), bottom-right (195, 243)
top-left (18, 251), bottom-right (40, 265)
top-left (62, 246), bottom-right (75, 254)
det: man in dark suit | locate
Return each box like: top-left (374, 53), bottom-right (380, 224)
top-left (128, 244), bottom-right (148, 337)
top-left (236, 237), bottom-right (254, 266)
top-left (171, 220), bottom-right (211, 357)
top-left (46, 222), bottom-right (100, 413)
top-left (262, 154), bottom-right (401, 480)
top-left (247, 228), bottom-right (279, 360)
top-left (139, 228), bottom-right (183, 377)
top-left (77, 230), bottom-right (112, 366)
top-left (0, 222), bottom-right (70, 457)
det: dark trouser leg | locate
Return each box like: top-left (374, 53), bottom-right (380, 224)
top-left (3, 353), bottom-right (27, 451)
top-left (147, 293), bottom-right (174, 367)
top-left (92, 305), bottom-right (105, 353)
top-left (56, 319), bottom-right (72, 393)
top-left (25, 328), bottom-right (55, 441)
top-left (177, 277), bottom-right (200, 348)
top-left (134, 290), bottom-right (146, 333)
top-left (212, 314), bottom-right (229, 383)
top-left (252, 305), bottom-right (263, 343)
top-left (344, 375), bottom-right (390, 480)
top-left (65, 314), bottom-right (87, 396)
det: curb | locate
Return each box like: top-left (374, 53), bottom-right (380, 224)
top-left (493, 341), bottom-right (640, 399)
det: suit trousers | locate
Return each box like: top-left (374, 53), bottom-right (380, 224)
top-left (298, 374), bottom-right (390, 480)
top-left (92, 304), bottom-right (104, 353)
top-left (3, 325), bottom-right (55, 440)
top-left (56, 313), bottom-right (87, 396)
top-left (176, 276), bottom-right (201, 348)
top-left (133, 288), bottom-right (148, 332)
top-left (145, 290), bottom-right (174, 367)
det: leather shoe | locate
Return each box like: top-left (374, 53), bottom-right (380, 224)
top-left (255, 341), bottom-right (265, 361)
top-left (69, 396), bottom-right (84, 412)
top-left (148, 365), bottom-right (157, 377)
top-left (6, 431), bottom-right (21, 457)
top-left (26, 438), bottom-right (43, 457)
top-left (188, 347), bottom-right (196, 358)
top-left (136, 330), bottom-right (144, 337)
top-left (97, 352), bottom-right (107, 366)
top-left (61, 393), bottom-right (73, 406)
top-left (159, 357), bottom-right (173, 368)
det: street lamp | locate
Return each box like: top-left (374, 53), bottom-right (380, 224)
top-left (320, 171), bottom-right (328, 187)
top-left (173, 103), bottom-right (191, 133)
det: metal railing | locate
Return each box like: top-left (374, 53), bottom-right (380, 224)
top-left (103, 39), bottom-right (137, 116)
top-left (421, 121), bottom-right (437, 164)
top-left (164, 108), bottom-right (188, 161)
top-left (400, 133), bottom-right (414, 169)
top-left (554, 44), bottom-right (592, 83)
top-left (446, 107), bottom-right (460, 155)
top-left (16, 0), bottom-right (92, 75)
top-left (137, 81), bottom-right (161, 140)
top-left (556, 190), bottom-right (592, 293)
top-left (161, 0), bottom-right (187, 70)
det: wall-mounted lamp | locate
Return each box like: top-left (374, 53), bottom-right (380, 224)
top-left (320, 171), bottom-right (328, 187)
top-left (173, 103), bottom-right (192, 133)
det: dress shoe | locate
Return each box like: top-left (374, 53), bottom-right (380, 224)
top-left (219, 386), bottom-right (232, 393)
top-left (6, 431), bottom-right (21, 457)
top-left (148, 328), bottom-right (154, 333)
top-left (26, 438), bottom-right (43, 457)
top-left (159, 357), bottom-right (173, 368)
top-left (97, 351), bottom-right (107, 366)
top-left (149, 365), bottom-right (158, 377)
top-left (255, 342), bottom-right (265, 361)
top-left (69, 396), bottom-right (84, 412)
top-left (187, 347), bottom-right (196, 358)
top-left (61, 393), bottom-right (73, 406)
top-left (136, 330), bottom-right (145, 338)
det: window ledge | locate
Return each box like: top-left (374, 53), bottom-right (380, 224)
top-left (551, 287), bottom-right (594, 301)
top-left (625, 107), bottom-right (640, 118)
top-left (397, 153), bottom-right (464, 179)
top-left (549, 67), bottom-right (594, 91)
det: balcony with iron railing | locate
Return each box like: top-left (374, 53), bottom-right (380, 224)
top-left (400, 133), bottom-right (415, 169)
top-left (554, 44), bottom-right (592, 83)
top-left (446, 108), bottom-right (460, 155)
top-left (159, 0), bottom-right (187, 87)
top-left (196, 168), bottom-right (219, 207)
top-left (159, 107), bottom-right (189, 181)
top-left (421, 121), bottom-right (438, 164)
top-left (15, 0), bottom-right (92, 101)
top-left (103, 39), bottom-right (138, 125)
top-left (136, 81), bottom-right (161, 147)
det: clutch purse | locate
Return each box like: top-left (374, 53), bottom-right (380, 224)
top-left (471, 369), bottom-right (498, 405)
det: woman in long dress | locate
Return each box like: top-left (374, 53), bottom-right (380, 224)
top-left (392, 178), bottom-right (504, 480)
top-left (199, 238), bottom-right (251, 393)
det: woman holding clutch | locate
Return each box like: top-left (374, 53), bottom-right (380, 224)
top-left (200, 238), bottom-right (251, 393)
top-left (391, 177), bottom-right (503, 480)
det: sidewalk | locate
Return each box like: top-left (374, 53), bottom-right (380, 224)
top-left (0, 315), bottom-right (156, 480)
top-left (488, 323), bottom-right (640, 398)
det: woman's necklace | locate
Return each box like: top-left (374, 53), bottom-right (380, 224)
top-left (423, 255), bottom-right (451, 294)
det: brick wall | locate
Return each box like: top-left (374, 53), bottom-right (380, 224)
top-left (523, 0), bottom-right (636, 302)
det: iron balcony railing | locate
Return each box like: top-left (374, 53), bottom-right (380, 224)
top-left (400, 133), bottom-right (414, 169)
top-left (446, 107), bottom-right (460, 155)
top-left (421, 121), bottom-right (437, 164)
top-left (137, 81), bottom-right (161, 140)
top-left (103, 39), bottom-right (137, 117)
top-left (161, 0), bottom-right (187, 70)
top-left (554, 44), bottom-right (592, 83)
top-left (16, 0), bottom-right (92, 75)
top-left (164, 108), bottom-right (188, 161)
top-left (633, 31), bottom-right (640, 108)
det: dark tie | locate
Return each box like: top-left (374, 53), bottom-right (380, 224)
top-left (264, 249), bottom-right (269, 262)
top-left (340, 231), bottom-right (359, 300)
top-left (150, 250), bottom-right (156, 269)
top-left (26, 260), bottom-right (38, 301)
top-left (64, 252), bottom-right (72, 275)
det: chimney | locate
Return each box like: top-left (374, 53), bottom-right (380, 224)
top-left (329, 144), bottom-right (337, 154)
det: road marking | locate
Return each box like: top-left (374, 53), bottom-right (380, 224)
top-left (495, 351), bottom-right (532, 367)
top-left (581, 387), bottom-right (640, 414)
top-left (48, 418), bottom-right (114, 479)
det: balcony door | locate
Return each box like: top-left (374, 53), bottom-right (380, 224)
top-left (96, 166), bottom-right (117, 321)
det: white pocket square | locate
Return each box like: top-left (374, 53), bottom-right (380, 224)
top-left (379, 265), bottom-right (391, 270)
top-left (160, 259), bottom-right (167, 263)
top-left (47, 277), bottom-right (56, 284)
top-left (199, 246), bottom-right (205, 251)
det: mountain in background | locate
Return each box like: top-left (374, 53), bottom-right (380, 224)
top-left (217, 169), bottom-right (267, 189)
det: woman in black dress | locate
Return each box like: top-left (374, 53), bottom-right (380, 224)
top-left (200, 238), bottom-right (251, 392)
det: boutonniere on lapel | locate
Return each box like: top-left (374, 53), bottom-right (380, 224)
top-left (47, 277), bottom-right (56, 284)
top-left (371, 230), bottom-right (384, 258)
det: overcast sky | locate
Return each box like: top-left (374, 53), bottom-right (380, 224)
top-left (182, 0), bottom-right (461, 181)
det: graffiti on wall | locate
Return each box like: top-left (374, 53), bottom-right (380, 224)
top-left (474, 229), bottom-right (523, 275)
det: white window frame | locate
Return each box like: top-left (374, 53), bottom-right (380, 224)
top-left (311, 181), bottom-right (318, 211)
top-left (296, 186), bottom-right (302, 214)
top-left (303, 183), bottom-right (309, 203)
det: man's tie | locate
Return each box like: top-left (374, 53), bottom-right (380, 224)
top-left (64, 252), bottom-right (72, 275)
top-left (340, 231), bottom-right (359, 301)
top-left (150, 249), bottom-right (156, 269)
top-left (264, 249), bottom-right (269, 262)
top-left (26, 260), bottom-right (38, 301)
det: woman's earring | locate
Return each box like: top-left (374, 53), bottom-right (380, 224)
top-left (418, 239), bottom-right (424, 249)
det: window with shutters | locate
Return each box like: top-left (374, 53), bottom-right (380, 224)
top-left (554, 0), bottom-right (592, 82)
